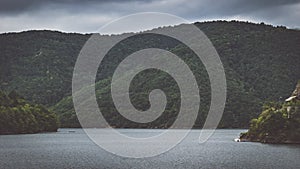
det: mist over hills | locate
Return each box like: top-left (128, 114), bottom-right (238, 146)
top-left (1, 21), bottom-right (299, 128)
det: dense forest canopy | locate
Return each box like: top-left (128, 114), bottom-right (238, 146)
top-left (240, 81), bottom-right (300, 143)
top-left (0, 91), bottom-right (58, 134)
top-left (0, 21), bottom-right (299, 128)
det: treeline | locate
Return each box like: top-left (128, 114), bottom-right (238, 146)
top-left (0, 91), bottom-right (58, 134)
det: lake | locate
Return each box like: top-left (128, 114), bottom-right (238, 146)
top-left (0, 129), bottom-right (299, 169)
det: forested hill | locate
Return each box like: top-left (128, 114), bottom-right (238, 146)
top-left (0, 31), bottom-right (90, 106)
top-left (0, 21), bottom-right (300, 128)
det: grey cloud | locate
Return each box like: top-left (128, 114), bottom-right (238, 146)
top-left (1, 0), bottom-right (299, 15)
top-left (0, 0), bottom-right (299, 33)
top-left (0, 0), bottom-right (153, 14)
top-left (169, 0), bottom-right (300, 19)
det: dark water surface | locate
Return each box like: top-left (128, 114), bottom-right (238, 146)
top-left (0, 129), bottom-right (299, 169)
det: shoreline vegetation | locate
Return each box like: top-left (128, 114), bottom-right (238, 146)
top-left (0, 91), bottom-right (58, 135)
top-left (240, 81), bottom-right (300, 144)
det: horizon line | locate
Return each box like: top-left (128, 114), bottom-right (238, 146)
top-left (1, 19), bottom-right (298, 35)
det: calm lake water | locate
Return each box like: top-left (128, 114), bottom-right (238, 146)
top-left (0, 129), bottom-right (299, 169)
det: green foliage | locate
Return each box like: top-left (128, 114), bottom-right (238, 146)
top-left (1, 21), bottom-right (300, 128)
top-left (242, 100), bottom-right (300, 143)
top-left (0, 31), bottom-right (90, 106)
top-left (0, 91), bottom-right (58, 134)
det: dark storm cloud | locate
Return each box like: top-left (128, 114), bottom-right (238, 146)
top-left (0, 0), bottom-right (299, 14)
top-left (171, 0), bottom-right (300, 18)
top-left (0, 0), bottom-right (155, 14)
top-left (0, 0), bottom-right (299, 33)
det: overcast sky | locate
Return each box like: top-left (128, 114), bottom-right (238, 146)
top-left (0, 0), bottom-right (299, 33)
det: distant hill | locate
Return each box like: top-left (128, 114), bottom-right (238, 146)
top-left (1, 21), bottom-right (300, 128)
top-left (0, 30), bottom-right (89, 106)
